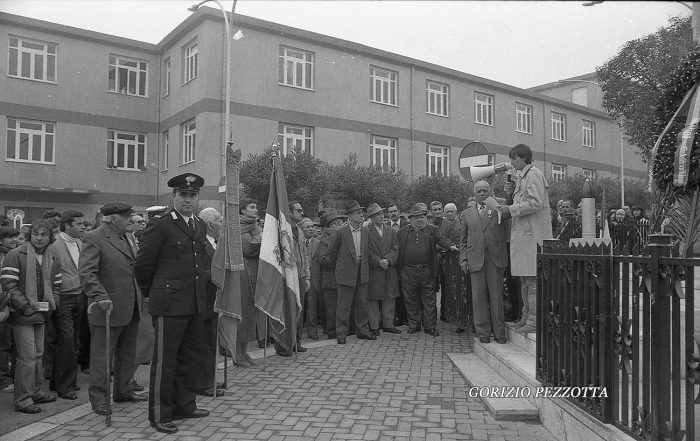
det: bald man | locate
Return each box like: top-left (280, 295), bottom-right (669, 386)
top-left (460, 181), bottom-right (508, 344)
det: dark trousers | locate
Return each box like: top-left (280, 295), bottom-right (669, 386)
top-left (77, 293), bottom-right (91, 370)
top-left (401, 266), bottom-right (437, 331)
top-left (0, 322), bottom-right (15, 387)
top-left (198, 315), bottom-right (217, 391)
top-left (149, 314), bottom-right (203, 423)
top-left (49, 293), bottom-right (84, 394)
top-left (336, 282), bottom-right (369, 339)
top-left (394, 283), bottom-right (408, 326)
top-left (470, 252), bottom-right (506, 340)
top-left (88, 315), bottom-right (139, 407)
top-left (305, 285), bottom-right (319, 338)
top-left (438, 266), bottom-right (446, 319)
top-left (323, 288), bottom-right (338, 339)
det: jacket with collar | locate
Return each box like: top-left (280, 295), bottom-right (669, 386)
top-left (459, 204), bottom-right (509, 272)
top-left (323, 223), bottom-right (370, 286)
top-left (367, 223), bottom-right (399, 300)
top-left (52, 234), bottom-right (83, 296)
top-left (397, 223), bottom-right (453, 278)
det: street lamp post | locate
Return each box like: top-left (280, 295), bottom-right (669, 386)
top-left (188, 0), bottom-right (236, 181)
top-left (556, 78), bottom-right (625, 206)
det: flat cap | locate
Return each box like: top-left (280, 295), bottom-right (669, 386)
top-left (101, 202), bottom-right (135, 216)
top-left (407, 203), bottom-right (428, 218)
top-left (168, 173), bottom-right (204, 192)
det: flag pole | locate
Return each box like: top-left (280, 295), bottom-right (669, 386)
top-left (214, 318), bottom-right (220, 398)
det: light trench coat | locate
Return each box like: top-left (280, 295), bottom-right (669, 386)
top-left (508, 163), bottom-right (553, 276)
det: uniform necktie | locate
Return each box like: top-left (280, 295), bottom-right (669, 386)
top-left (188, 218), bottom-right (195, 232)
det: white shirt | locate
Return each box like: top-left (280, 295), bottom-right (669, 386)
top-left (350, 224), bottom-right (362, 260)
top-left (59, 232), bottom-right (81, 267)
top-left (207, 235), bottom-right (217, 250)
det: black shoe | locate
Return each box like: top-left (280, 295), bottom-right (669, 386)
top-left (424, 329), bottom-right (440, 337)
top-left (295, 345), bottom-right (308, 353)
top-left (93, 404), bottom-right (112, 415)
top-left (217, 382), bottom-right (226, 389)
top-left (440, 316), bottom-right (447, 322)
top-left (59, 391), bottom-right (78, 400)
top-left (308, 334), bottom-right (319, 340)
top-left (81, 368), bottom-right (90, 374)
top-left (74, 385), bottom-right (81, 391)
top-left (151, 421), bottom-right (178, 434)
top-left (116, 394), bottom-right (148, 403)
top-left (258, 340), bottom-right (266, 348)
top-left (496, 337), bottom-right (507, 344)
top-left (34, 394), bottom-right (57, 404)
top-left (407, 327), bottom-right (421, 334)
top-left (17, 404), bottom-right (42, 414)
top-left (197, 387), bottom-right (225, 397)
top-left (275, 350), bottom-right (292, 357)
top-left (131, 382), bottom-right (145, 392)
top-left (382, 327), bottom-right (402, 334)
top-left (371, 329), bottom-right (380, 336)
top-left (337, 337), bottom-right (346, 344)
top-left (479, 336), bottom-right (490, 344)
top-left (357, 334), bottom-right (377, 340)
top-left (455, 328), bottom-right (466, 333)
top-left (173, 409), bottom-right (210, 419)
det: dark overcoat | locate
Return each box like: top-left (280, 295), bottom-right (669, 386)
top-left (367, 223), bottom-right (399, 300)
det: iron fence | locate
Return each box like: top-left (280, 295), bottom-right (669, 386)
top-left (443, 251), bottom-right (473, 334)
top-left (537, 235), bottom-right (700, 441)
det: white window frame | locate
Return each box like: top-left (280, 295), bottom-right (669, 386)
top-left (182, 120), bottom-right (196, 164)
top-left (582, 168), bottom-right (596, 179)
top-left (108, 55), bottom-right (148, 97)
top-left (551, 164), bottom-right (567, 181)
top-left (6, 118), bottom-right (55, 164)
top-left (426, 81), bottom-right (449, 117)
top-left (162, 131), bottom-right (169, 171)
top-left (515, 103), bottom-right (532, 134)
top-left (370, 135), bottom-right (397, 172)
top-left (184, 42), bottom-right (198, 84)
top-left (426, 144), bottom-right (449, 177)
top-left (278, 123), bottom-right (314, 156)
top-left (107, 130), bottom-right (147, 171)
top-left (474, 92), bottom-right (493, 126)
top-left (370, 66), bottom-right (397, 106)
top-left (278, 46), bottom-right (314, 90)
top-left (8, 36), bottom-right (57, 83)
top-left (164, 57), bottom-right (171, 96)
top-left (551, 112), bottom-right (566, 141)
top-left (582, 120), bottom-right (596, 148)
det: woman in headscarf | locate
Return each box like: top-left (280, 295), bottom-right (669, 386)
top-left (237, 198), bottom-right (262, 366)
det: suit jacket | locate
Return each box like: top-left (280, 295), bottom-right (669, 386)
top-left (397, 223), bottom-right (453, 278)
top-left (459, 205), bottom-right (508, 272)
top-left (324, 223), bottom-right (370, 286)
top-left (134, 210), bottom-right (208, 316)
top-left (308, 236), bottom-right (322, 292)
top-left (367, 223), bottom-right (399, 300)
top-left (385, 219), bottom-right (408, 232)
top-left (317, 232), bottom-right (338, 290)
top-left (52, 234), bottom-right (83, 295)
top-left (202, 236), bottom-right (217, 321)
top-left (79, 223), bottom-right (142, 327)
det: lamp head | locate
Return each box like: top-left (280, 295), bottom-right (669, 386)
top-left (188, 5), bottom-right (199, 11)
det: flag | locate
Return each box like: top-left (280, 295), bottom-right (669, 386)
top-left (254, 152), bottom-right (302, 354)
top-left (600, 186), bottom-right (610, 240)
top-left (212, 146), bottom-right (244, 362)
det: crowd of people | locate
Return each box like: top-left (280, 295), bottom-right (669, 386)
top-left (0, 143), bottom-right (628, 431)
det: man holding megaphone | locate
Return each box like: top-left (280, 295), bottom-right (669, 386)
top-left (497, 144), bottom-right (552, 334)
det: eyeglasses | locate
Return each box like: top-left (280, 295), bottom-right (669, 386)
top-left (136, 220), bottom-right (146, 224)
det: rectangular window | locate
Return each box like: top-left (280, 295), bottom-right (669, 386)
top-left (515, 103), bottom-right (532, 134)
top-left (582, 120), bottom-right (596, 148)
top-left (551, 112), bottom-right (566, 141)
top-left (277, 123), bottom-right (313, 156)
top-left (162, 131), bottom-right (169, 170)
top-left (426, 145), bottom-right (449, 177)
top-left (107, 130), bottom-right (146, 171)
top-left (370, 66), bottom-right (397, 106)
top-left (8, 36), bottom-right (57, 83)
top-left (108, 55), bottom-right (148, 97)
top-left (6, 118), bottom-right (55, 164)
top-left (278, 46), bottom-right (314, 90)
top-left (426, 81), bottom-right (448, 117)
top-left (182, 120), bottom-right (196, 164)
top-left (370, 135), bottom-right (397, 172)
top-left (184, 42), bottom-right (197, 84)
top-left (164, 57), bottom-right (171, 96)
top-left (474, 92), bottom-right (493, 126)
top-left (582, 168), bottom-right (596, 179)
top-left (552, 164), bottom-right (567, 181)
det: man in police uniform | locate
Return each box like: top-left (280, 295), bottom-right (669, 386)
top-left (134, 173), bottom-right (209, 434)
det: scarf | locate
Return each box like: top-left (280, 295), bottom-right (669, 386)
top-left (240, 215), bottom-right (259, 234)
top-left (25, 242), bottom-right (56, 311)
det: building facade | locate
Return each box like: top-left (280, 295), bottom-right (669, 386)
top-left (0, 8), bottom-right (647, 225)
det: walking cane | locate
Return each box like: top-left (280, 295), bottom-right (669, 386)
top-left (105, 305), bottom-right (112, 426)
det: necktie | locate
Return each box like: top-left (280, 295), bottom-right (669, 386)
top-left (121, 235), bottom-right (134, 258)
top-left (479, 204), bottom-right (486, 219)
top-left (305, 238), bottom-right (310, 247)
top-left (188, 218), bottom-right (195, 232)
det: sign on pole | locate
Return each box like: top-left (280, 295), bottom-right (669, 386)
top-left (459, 141), bottom-right (489, 181)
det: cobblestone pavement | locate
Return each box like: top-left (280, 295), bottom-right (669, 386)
top-left (6, 321), bottom-right (556, 441)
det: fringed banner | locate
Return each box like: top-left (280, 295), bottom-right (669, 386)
top-left (674, 86), bottom-right (700, 186)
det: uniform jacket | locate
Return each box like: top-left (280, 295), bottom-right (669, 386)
top-left (134, 210), bottom-right (208, 316)
top-left (1, 244), bottom-right (61, 326)
top-left (459, 205), bottom-right (509, 272)
top-left (397, 223), bottom-right (453, 278)
top-left (317, 232), bottom-right (338, 290)
top-left (508, 163), bottom-right (553, 276)
top-left (202, 237), bottom-right (217, 321)
top-left (367, 223), bottom-right (399, 300)
top-left (79, 223), bottom-right (142, 327)
top-left (323, 223), bottom-right (370, 286)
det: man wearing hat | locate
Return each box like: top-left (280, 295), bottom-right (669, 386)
top-left (317, 212), bottom-right (346, 340)
top-left (301, 218), bottom-right (322, 340)
top-left (397, 203), bottom-right (458, 337)
top-left (134, 173), bottom-right (209, 434)
top-left (79, 203), bottom-right (148, 417)
top-left (322, 201), bottom-right (373, 344)
top-left (366, 203), bottom-right (401, 335)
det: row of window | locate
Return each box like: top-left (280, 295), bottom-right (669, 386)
top-left (8, 35), bottom-right (598, 147)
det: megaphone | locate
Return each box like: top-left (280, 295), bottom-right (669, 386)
top-left (464, 162), bottom-right (512, 182)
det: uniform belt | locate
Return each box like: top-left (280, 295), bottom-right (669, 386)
top-left (403, 263), bottom-right (429, 269)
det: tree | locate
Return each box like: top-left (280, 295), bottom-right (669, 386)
top-left (329, 154), bottom-right (409, 208)
top-left (547, 174), bottom-right (651, 210)
top-left (596, 16), bottom-right (694, 161)
top-left (407, 175), bottom-right (474, 210)
top-left (240, 146), bottom-right (331, 212)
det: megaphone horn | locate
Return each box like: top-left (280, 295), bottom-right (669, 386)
top-left (468, 162), bottom-right (512, 182)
